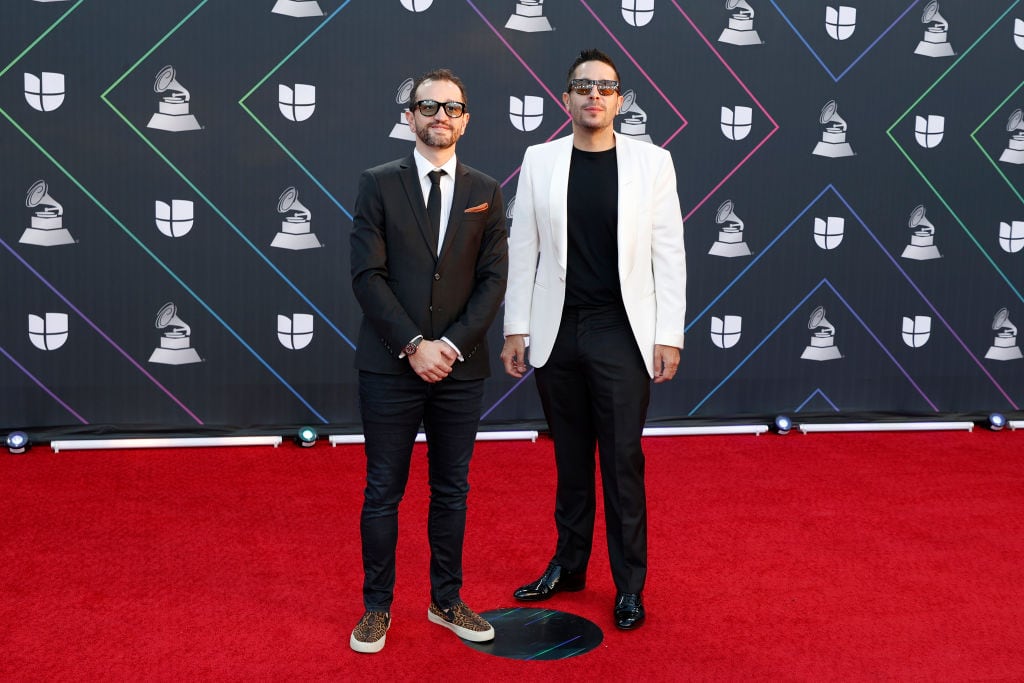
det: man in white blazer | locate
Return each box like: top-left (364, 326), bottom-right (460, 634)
top-left (501, 49), bottom-right (686, 631)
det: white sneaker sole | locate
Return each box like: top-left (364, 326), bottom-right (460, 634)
top-left (350, 623), bottom-right (388, 653)
top-left (427, 609), bottom-right (495, 642)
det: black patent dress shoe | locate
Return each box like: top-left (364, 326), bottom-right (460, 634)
top-left (513, 563), bottom-right (586, 601)
top-left (614, 592), bottom-right (645, 630)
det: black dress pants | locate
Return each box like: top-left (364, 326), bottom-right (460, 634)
top-left (358, 370), bottom-right (483, 611)
top-left (534, 304), bottom-right (651, 594)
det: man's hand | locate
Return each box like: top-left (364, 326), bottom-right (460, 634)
top-left (500, 334), bottom-right (529, 378)
top-left (653, 344), bottom-right (680, 384)
top-left (409, 340), bottom-right (456, 383)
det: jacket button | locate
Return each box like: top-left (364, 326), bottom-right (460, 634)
top-left (433, 273), bottom-right (441, 280)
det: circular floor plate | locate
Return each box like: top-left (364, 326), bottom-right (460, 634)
top-left (460, 607), bottom-right (603, 660)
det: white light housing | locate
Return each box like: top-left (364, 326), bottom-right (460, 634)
top-left (50, 436), bottom-right (283, 452)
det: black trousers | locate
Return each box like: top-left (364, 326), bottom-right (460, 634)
top-left (534, 305), bottom-right (651, 594)
top-left (357, 370), bottom-right (484, 611)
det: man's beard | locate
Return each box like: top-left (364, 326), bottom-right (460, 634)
top-left (571, 104), bottom-right (611, 131)
top-left (416, 121), bottom-right (459, 149)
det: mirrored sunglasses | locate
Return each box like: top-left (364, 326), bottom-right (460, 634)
top-left (568, 79), bottom-right (620, 96)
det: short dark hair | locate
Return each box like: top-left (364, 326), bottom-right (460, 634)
top-left (565, 48), bottom-right (620, 92)
top-left (408, 68), bottom-right (468, 111)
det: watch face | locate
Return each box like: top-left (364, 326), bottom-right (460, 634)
top-left (403, 342), bottom-right (418, 356)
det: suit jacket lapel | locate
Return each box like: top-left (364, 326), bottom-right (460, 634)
top-left (549, 136), bottom-right (574, 273)
top-left (437, 162), bottom-right (471, 264)
top-left (398, 155), bottom-right (438, 258)
top-left (615, 134), bottom-right (638, 281)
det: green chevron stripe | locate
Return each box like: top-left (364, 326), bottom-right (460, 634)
top-left (886, 0), bottom-right (1023, 305)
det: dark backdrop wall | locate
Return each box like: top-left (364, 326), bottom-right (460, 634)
top-left (2, 0), bottom-right (1022, 438)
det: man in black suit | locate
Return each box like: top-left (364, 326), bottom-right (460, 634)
top-left (348, 68), bottom-right (507, 654)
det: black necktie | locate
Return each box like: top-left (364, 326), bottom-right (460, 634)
top-left (427, 169), bottom-right (445, 244)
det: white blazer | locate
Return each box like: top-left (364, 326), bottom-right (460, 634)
top-left (503, 133), bottom-right (686, 377)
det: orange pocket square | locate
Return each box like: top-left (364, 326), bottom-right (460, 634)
top-left (464, 203), bottom-right (489, 214)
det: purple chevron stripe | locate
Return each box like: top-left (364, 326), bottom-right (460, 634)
top-left (1, 238), bottom-right (204, 424)
top-left (0, 345), bottom-right (88, 424)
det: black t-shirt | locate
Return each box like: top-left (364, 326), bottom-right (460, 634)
top-left (565, 146), bottom-right (622, 309)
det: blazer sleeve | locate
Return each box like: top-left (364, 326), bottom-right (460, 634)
top-left (503, 145), bottom-right (540, 338)
top-left (651, 149), bottom-right (687, 349)
top-left (350, 168), bottom-right (421, 351)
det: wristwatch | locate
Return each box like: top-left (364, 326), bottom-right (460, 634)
top-left (403, 336), bottom-right (423, 356)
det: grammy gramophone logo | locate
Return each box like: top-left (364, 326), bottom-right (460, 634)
top-left (147, 66), bottom-right (201, 132)
top-left (149, 302), bottom-right (202, 365)
top-left (617, 90), bottom-right (651, 143)
top-left (389, 78), bottom-right (417, 141)
top-left (506, 0), bottom-right (553, 32)
top-left (813, 100), bottom-right (855, 158)
top-left (998, 108), bottom-right (1024, 164)
top-left (709, 199), bottom-right (752, 258)
top-left (915, 1), bottom-right (955, 58)
top-left (985, 308), bottom-right (1023, 361)
top-left (22, 180), bottom-right (75, 246)
top-left (272, 0), bottom-right (323, 17)
top-left (272, 187), bottom-right (322, 250)
top-left (901, 205), bottom-right (941, 260)
top-left (719, 0), bottom-right (762, 46)
top-left (801, 306), bottom-right (842, 361)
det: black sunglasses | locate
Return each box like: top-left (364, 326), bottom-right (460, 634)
top-left (568, 79), bottom-right (620, 96)
top-left (412, 99), bottom-right (467, 118)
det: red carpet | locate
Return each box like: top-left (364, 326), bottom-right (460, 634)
top-left (1, 430), bottom-right (1022, 681)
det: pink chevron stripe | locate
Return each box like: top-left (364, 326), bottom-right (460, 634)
top-left (578, 0), bottom-right (689, 129)
top-left (669, 0), bottom-right (780, 221)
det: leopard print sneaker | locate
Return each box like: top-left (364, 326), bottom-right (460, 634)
top-left (427, 600), bottom-right (495, 642)
top-left (350, 610), bottom-right (390, 653)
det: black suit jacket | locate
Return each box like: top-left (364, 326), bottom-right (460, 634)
top-left (350, 155), bottom-right (508, 379)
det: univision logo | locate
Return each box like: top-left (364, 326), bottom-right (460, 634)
top-left (999, 220), bottom-right (1024, 253)
top-left (825, 6), bottom-right (856, 41)
top-left (721, 106), bottom-right (752, 141)
top-left (28, 313), bottom-right (69, 351)
top-left (813, 216), bottom-right (844, 250)
top-left (400, 0), bottom-right (434, 11)
top-left (902, 315), bottom-right (932, 348)
top-left (509, 96), bottom-right (543, 132)
top-left (915, 114), bottom-right (945, 149)
top-left (278, 314), bottom-right (314, 350)
top-left (710, 315), bottom-right (742, 349)
top-left (155, 200), bottom-right (195, 238)
top-left (622, 0), bottom-right (655, 27)
top-left (24, 72), bottom-right (65, 112)
top-left (279, 84), bottom-right (316, 122)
